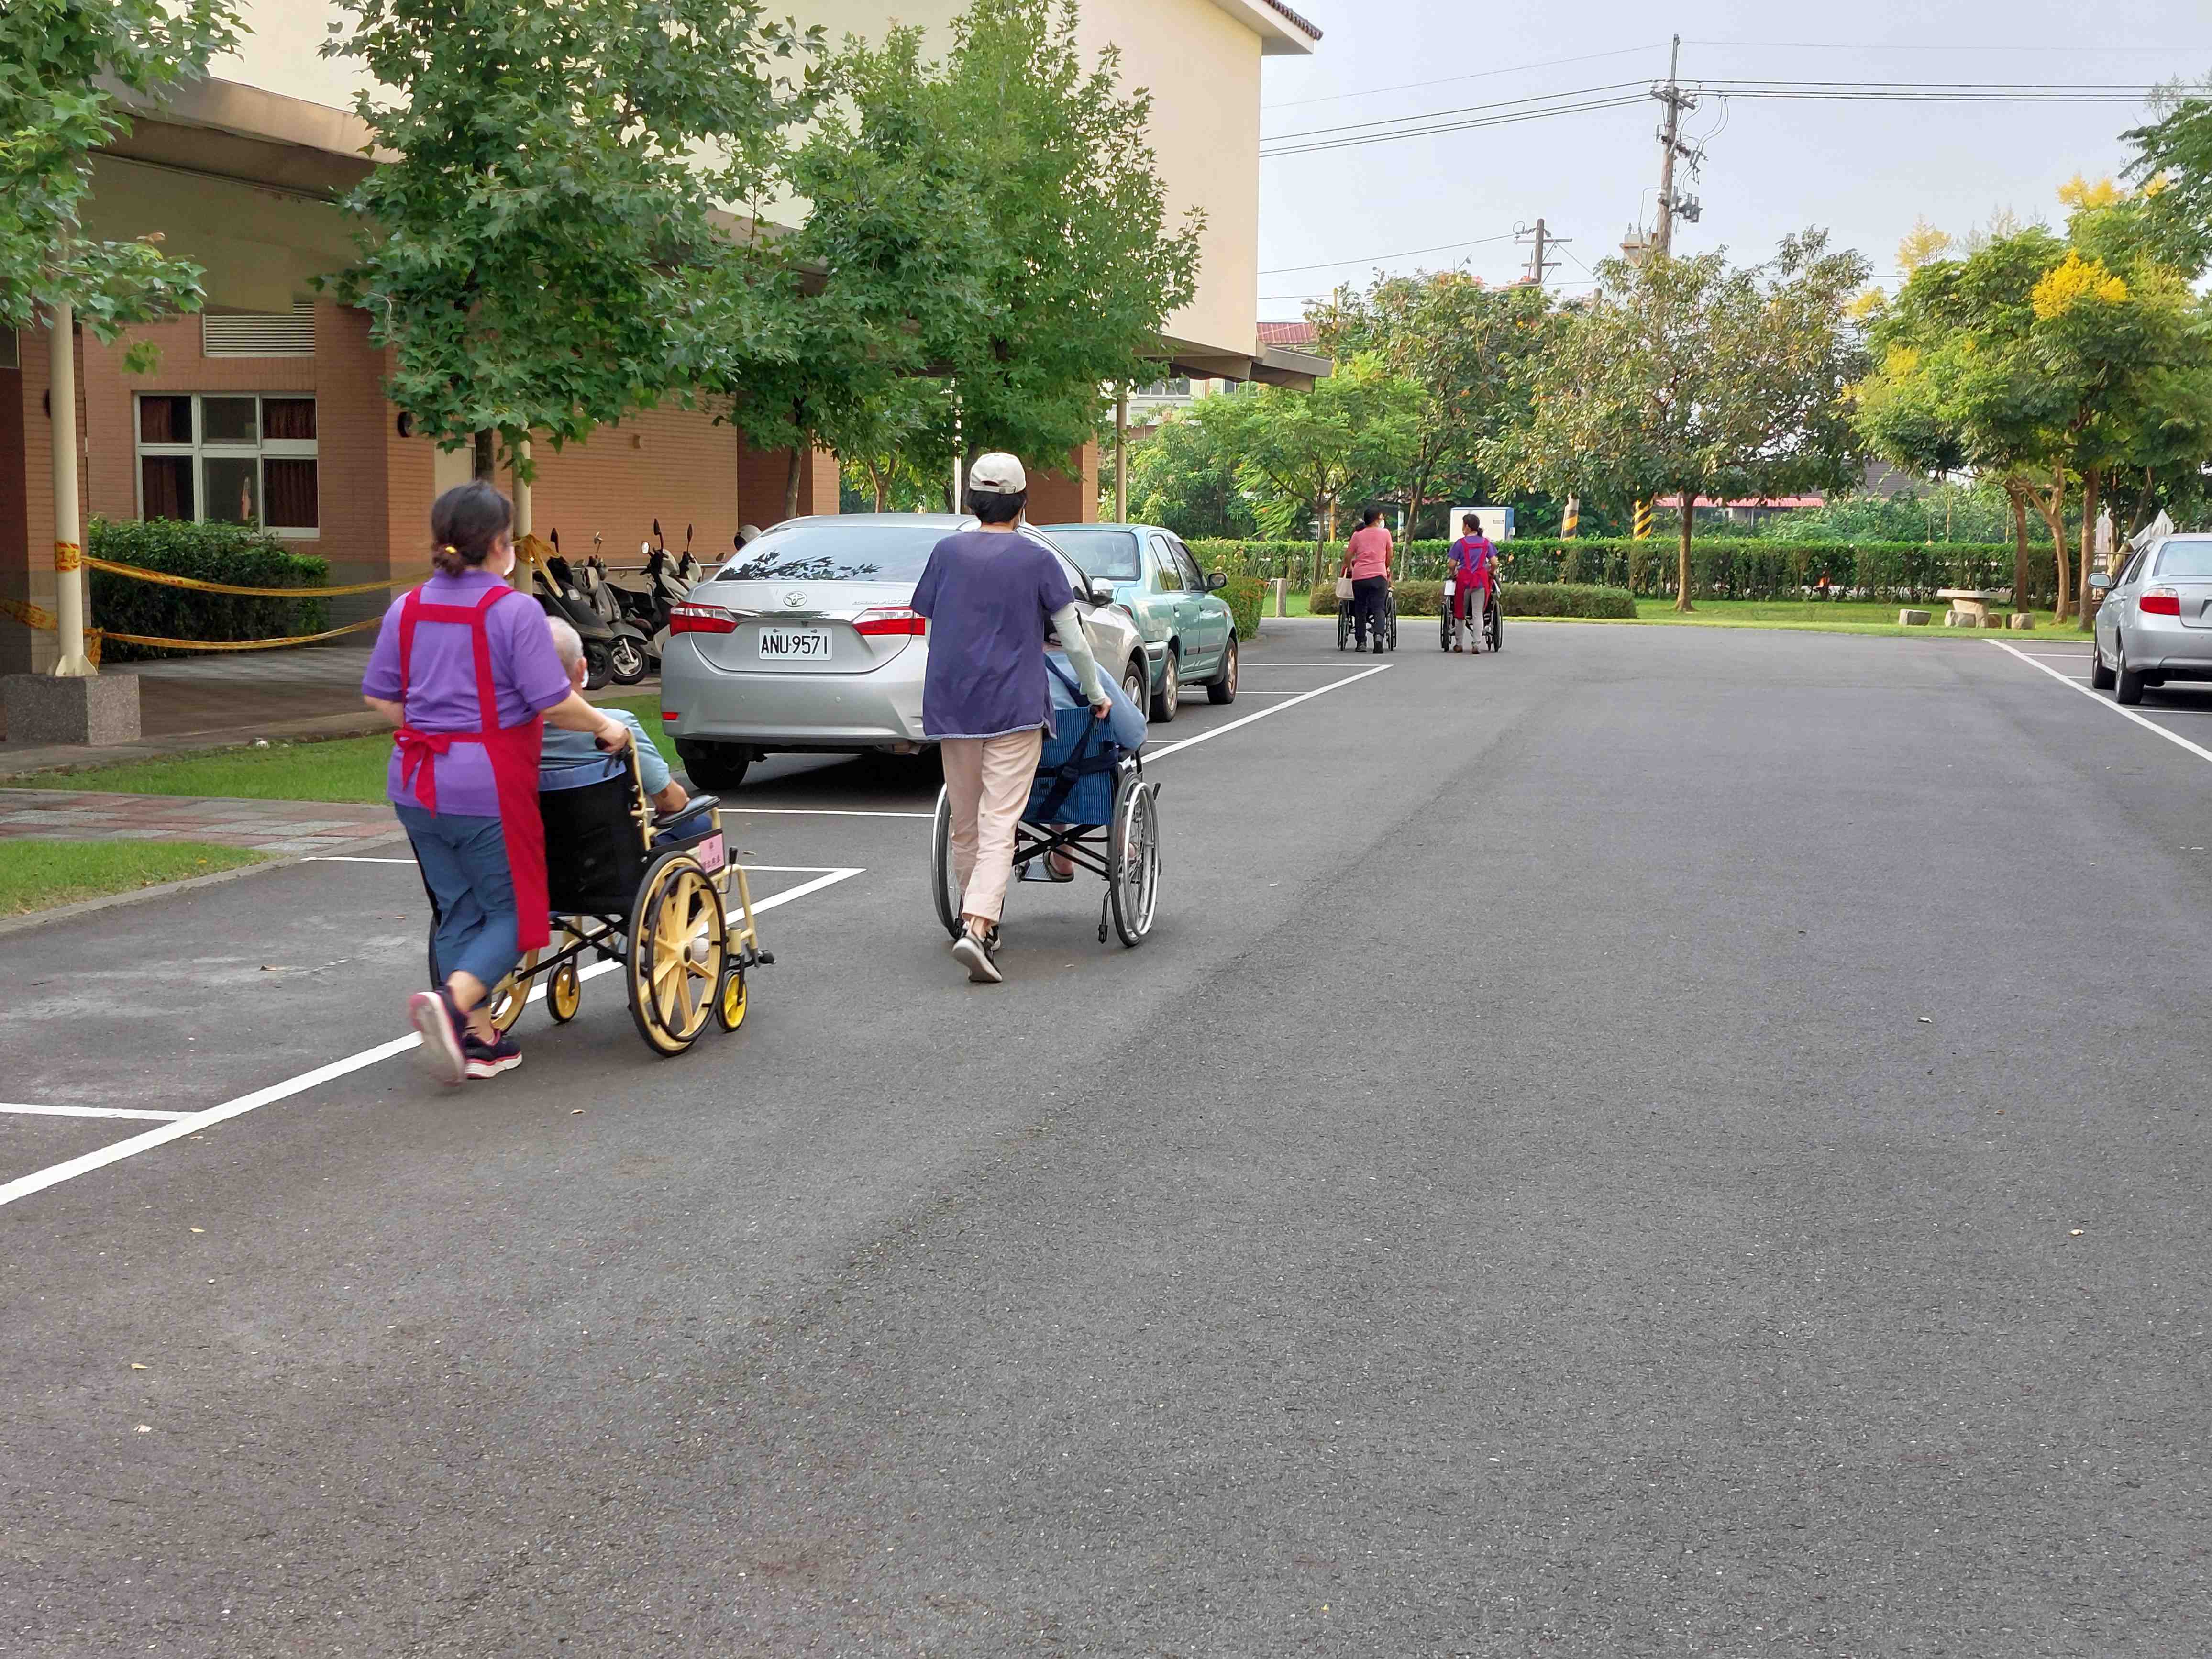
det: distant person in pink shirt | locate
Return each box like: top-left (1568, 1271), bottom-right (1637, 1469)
top-left (1341, 509), bottom-right (1393, 654)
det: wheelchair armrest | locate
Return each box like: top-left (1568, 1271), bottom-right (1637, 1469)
top-left (670, 793), bottom-right (719, 821)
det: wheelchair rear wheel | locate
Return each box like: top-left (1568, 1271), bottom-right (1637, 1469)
top-left (929, 785), bottom-right (963, 940)
top-left (1485, 598), bottom-right (1503, 652)
top-left (626, 851), bottom-right (727, 1055)
top-left (1336, 607), bottom-right (1351, 651)
top-left (1107, 775), bottom-right (1161, 946)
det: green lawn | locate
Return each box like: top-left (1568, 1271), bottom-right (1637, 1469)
top-left (1617, 599), bottom-right (2083, 639)
top-left (0, 838), bottom-right (269, 915)
top-left (8, 695), bottom-right (672, 801)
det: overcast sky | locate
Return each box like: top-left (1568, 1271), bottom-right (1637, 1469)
top-left (1250, 0), bottom-right (2211, 320)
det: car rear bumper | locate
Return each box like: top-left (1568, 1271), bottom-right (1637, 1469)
top-left (2119, 616), bottom-right (2212, 675)
top-left (662, 644), bottom-right (928, 751)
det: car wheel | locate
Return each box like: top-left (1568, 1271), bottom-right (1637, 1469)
top-left (676, 740), bottom-right (752, 789)
top-left (1206, 636), bottom-right (1238, 704)
top-left (1123, 658), bottom-right (1149, 713)
top-left (1150, 647), bottom-right (1180, 722)
top-left (2115, 644), bottom-right (2148, 706)
top-left (2090, 635), bottom-right (2116, 690)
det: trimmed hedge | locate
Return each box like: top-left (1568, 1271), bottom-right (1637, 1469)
top-left (1216, 574), bottom-right (1263, 640)
top-left (1308, 581), bottom-right (1636, 619)
top-left (87, 519), bottom-right (329, 662)
top-left (1193, 535), bottom-right (2025, 604)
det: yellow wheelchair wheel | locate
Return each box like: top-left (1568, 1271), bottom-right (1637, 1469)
top-left (714, 968), bottom-right (748, 1032)
top-left (483, 959), bottom-right (531, 1033)
top-left (626, 852), bottom-right (726, 1055)
top-left (547, 957), bottom-right (582, 1024)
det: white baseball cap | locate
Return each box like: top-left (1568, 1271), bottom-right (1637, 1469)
top-left (968, 452), bottom-right (1027, 493)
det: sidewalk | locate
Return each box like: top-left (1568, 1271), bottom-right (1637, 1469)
top-left (0, 640), bottom-right (658, 779)
top-left (0, 789), bottom-right (405, 854)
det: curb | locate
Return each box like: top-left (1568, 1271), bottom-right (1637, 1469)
top-left (0, 851), bottom-right (306, 940)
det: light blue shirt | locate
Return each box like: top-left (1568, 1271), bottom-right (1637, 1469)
top-left (540, 708), bottom-right (671, 795)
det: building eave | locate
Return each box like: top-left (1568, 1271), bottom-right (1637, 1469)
top-left (1205, 0), bottom-right (1322, 55)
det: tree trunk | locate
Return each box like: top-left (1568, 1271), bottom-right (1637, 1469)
top-left (1312, 498), bottom-right (1328, 596)
top-left (1674, 492), bottom-right (1695, 613)
top-left (2037, 466), bottom-right (2071, 622)
top-left (2076, 465), bottom-right (2099, 633)
top-left (472, 429), bottom-right (495, 481)
top-left (783, 420), bottom-right (806, 523)
top-left (2008, 484), bottom-right (2030, 617)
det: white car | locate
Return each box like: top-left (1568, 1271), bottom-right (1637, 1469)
top-left (2091, 532), bottom-right (2212, 705)
top-left (659, 514), bottom-right (1151, 789)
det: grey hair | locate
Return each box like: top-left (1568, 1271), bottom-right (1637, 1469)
top-left (546, 616), bottom-right (584, 671)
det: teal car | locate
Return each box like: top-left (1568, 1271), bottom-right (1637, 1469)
top-left (1039, 523), bottom-right (1238, 722)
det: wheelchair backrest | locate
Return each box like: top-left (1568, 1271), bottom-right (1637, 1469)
top-left (538, 766), bottom-right (651, 916)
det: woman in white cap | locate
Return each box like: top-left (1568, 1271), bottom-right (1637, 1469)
top-left (911, 452), bottom-right (1112, 983)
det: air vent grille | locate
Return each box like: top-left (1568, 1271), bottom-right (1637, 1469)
top-left (201, 304), bottom-right (314, 358)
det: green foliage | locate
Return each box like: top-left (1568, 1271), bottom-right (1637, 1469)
top-left (1494, 232), bottom-right (1871, 608)
top-left (2124, 81), bottom-right (2212, 275)
top-left (1306, 581), bottom-right (1634, 619)
top-left (1309, 271), bottom-right (1557, 529)
top-left (86, 517), bottom-right (329, 661)
top-left (1190, 358), bottom-right (1421, 547)
top-left (1120, 413), bottom-right (1258, 540)
top-left (0, 0), bottom-right (239, 338)
top-left (0, 839), bottom-right (267, 915)
top-left (1214, 574), bottom-right (1264, 640)
top-left (321, 0), bottom-right (819, 472)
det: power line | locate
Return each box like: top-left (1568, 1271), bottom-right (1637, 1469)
top-left (1258, 232), bottom-right (1518, 275)
top-left (1262, 93), bottom-right (1651, 158)
top-left (1684, 39), bottom-right (2212, 54)
top-left (1264, 79), bottom-right (1650, 144)
top-left (1261, 43), bottom-right (1669, 110)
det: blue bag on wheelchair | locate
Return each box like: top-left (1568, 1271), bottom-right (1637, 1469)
top-left (1029, 657), bottom-right (1124, 826)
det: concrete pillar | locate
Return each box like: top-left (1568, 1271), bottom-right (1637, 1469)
top-left (48, 303), bottom-right (91, 678)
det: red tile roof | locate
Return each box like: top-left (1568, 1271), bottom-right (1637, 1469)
top-left (1258, 0), bottom-right (1324, 40)
top-left (1257, 320), bottom-right (1318, 346)
top-left (1655, 495), bottom-right (1827, 509)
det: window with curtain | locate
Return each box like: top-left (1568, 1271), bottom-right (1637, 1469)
top-left (133, 394), bottom-right (318, 538)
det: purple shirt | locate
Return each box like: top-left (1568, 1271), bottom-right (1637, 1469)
top-left (361, 570), bottom-right (572, 817)
top-left (910, 531), bottom-right (1076, 739)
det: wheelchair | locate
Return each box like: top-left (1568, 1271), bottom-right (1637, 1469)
top-left (929, 694), bottom-right (1162, 949)
top-left (1336, 581), bottom-right (1398, 652)
top-left (1439, 581), bottom-right (1503, 653)
top-left (425, 746), bottom-right (770, 1056)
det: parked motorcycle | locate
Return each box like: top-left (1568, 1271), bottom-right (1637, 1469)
top-left (536, 528), bottom-right (653, 687)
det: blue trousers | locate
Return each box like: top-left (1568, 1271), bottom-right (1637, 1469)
top-left (398, 805), bottom-right (520, 991)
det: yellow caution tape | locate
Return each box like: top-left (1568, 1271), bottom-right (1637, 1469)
top-left (88, 615), bottom-right (387, 652)
top-left (0, 595), bottom-right (58, 631)
top-left (54, 541), bottom-right (81, 572)
top-left (83, 555), bottom-right (430, 598)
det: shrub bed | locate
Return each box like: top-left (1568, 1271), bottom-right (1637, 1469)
top-left (1306, 581), bottom-right (1636, 619)
top-left (1195, 534), bottom-right (2024, 604)
top-left (1215, 574), bottom-right (1264, 640)
top-left (88, 519), bottom-right (329, 662)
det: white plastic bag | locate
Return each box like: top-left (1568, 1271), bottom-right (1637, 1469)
top-left (1333, 575), bottom-right (1353, 600)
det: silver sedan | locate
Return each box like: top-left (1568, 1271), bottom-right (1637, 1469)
top-left (2091, 532), bottom-right (2212, 705)
top-left (659, 514), bottom-right (1150, 789)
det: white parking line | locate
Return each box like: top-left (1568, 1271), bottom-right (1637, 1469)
top-left (0, 867), bottom-right (865, 1212)
top-left (1148, 665), bottom-right (1393, 761)
top-left (0, 1102), bottom-right (190, 1122)
top-left (732, 807), bottom-right (935, 819)
top-left (1990, 640), bottom-right (2212, 765)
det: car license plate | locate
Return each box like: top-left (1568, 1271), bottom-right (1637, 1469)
top-left (758, 625), bottom-right (831, 660)
top-left (694, 831), bottom-right (725, 873)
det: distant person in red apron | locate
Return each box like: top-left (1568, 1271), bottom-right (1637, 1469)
top-left (1448, 513), bottom-right (1496, 653)
top-left (362, 481), bottom-right (632, 1084)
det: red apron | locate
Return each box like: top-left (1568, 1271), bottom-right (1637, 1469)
top-left (392, 584), bottom-right (550, 952)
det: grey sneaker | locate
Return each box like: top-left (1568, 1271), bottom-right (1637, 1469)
top-left (951, 929), bottom-right (1003, 984)
top-left (409, 988), bottom-right (467, 1085)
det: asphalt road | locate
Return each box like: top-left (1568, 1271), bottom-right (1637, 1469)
top-left (4, 621), bottom-right (2209, 1657)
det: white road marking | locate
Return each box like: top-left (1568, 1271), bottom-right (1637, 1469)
top-left (0, 1102), bottom-right (190, 1122)
top-left (1990, 640), bottom-right (2212, 765)
top-left (302, 856), bottom-right (415, 863)
top-left (305, 857), bottom-right (851, 872)
top-left (0, 867), bottom-right (865, 1212)
top-left (1146, 665), bottom-right (1393, 761)
top-left (731, 807), bottom-right (934, 819)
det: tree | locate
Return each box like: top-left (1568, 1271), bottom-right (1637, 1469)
top-left (921, 0), bottom-right (1203, 468)
top-left (1496, 232), bottom-right (1869, 611)
top-left (2123, 77), bottom-right (2212, 274)
top-left (0, 0), bottom-right (240, 351)
top-left (1308, 271), bottom-right (1556, 542)
top-left (1118, 409), bottom-right (1257, 540)
top-left (1856, 227), bottom-right (2074, 615)
top-left (1193, 356), bottom-right (1419, 582)
top-left (321, 0), bottom-right (818, 483)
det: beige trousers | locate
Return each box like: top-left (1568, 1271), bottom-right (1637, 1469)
top-left (941, 728), bottom-right (1043, 925)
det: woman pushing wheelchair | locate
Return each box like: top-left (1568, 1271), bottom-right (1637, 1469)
top-left (1447, 512), bottom-right (1499, 654)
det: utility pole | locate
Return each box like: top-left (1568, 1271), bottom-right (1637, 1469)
top-left (1515, 218), bottom-right (1570, 288)
top-left (1651, 35), bottom-right (1701, 260)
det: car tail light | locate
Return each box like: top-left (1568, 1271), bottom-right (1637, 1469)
top-left (2141, 587), bottom-right (2182, 617)
top-left (661, 710), bottom-right (679, 722)
top-left (668, 603), bottom-right (737, 635)
top-left (852, 607), bottom-right (927, 637)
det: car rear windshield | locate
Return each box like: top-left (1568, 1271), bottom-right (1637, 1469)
top-left (717, 524), bottom-right (947, 584)
top-left (1046, 528), bottom-right (1142, 581)
top-left (2155, 539), bottom-right (2212, 579)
